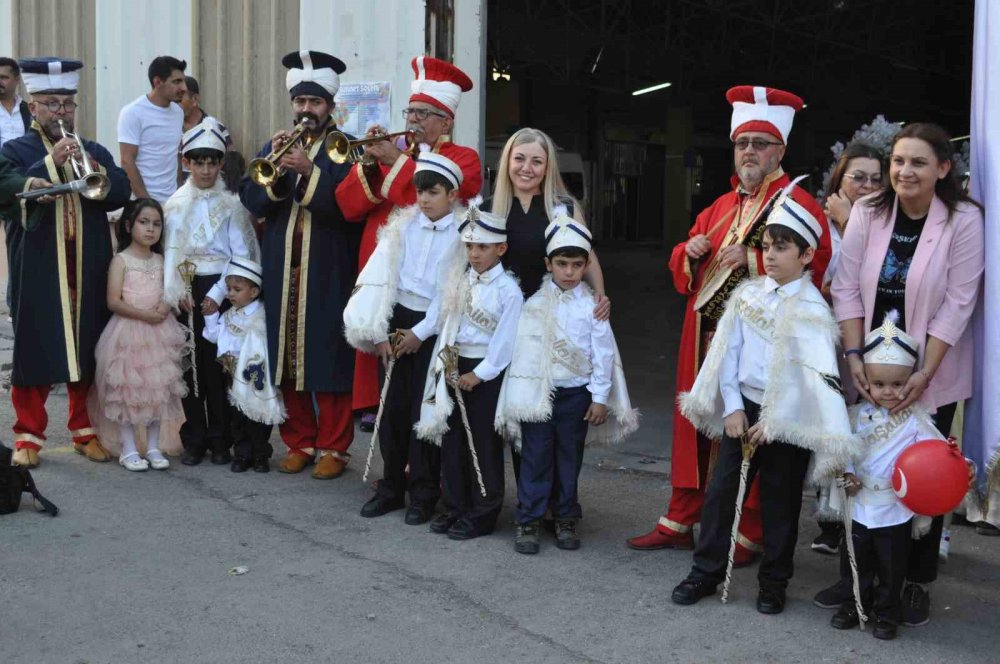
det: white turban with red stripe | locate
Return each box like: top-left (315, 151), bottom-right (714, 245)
top-left (727, 85), bottom-right (804, 144)
top-left (409, 56), bottom-right (473, 117)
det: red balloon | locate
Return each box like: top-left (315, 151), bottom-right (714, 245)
top-left (892, 439), bottom-right (968, 516)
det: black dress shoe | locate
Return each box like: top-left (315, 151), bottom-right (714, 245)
top-left (831, 607), bottom-right (861, 630)
top-left (181, 450), bottom-right (205, 466)
top-left (252, 457), bottom-right (270, 473)
top-left (671, 578), bottom-right (717, 605)
top-left (230, 457), bottom-right (251, 473)
top-left (447, 517), bottom-right (488, 540)
top-left (360, 496), bottom-right (405, 518)
top-left (429, 513), bottom-right (460, 534)
top-left (211, 449), bottom-right (232, 465)
top-left (757, 588), bottom-right (786, 615)
top-left (404, 504), bottom-right (432, 526)
top-left (872, 619), bottom-right (898, 640)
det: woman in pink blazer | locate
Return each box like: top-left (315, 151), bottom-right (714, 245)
top-left (831, 122), bottom-right (984, 628)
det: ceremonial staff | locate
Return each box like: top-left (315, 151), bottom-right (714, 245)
top-left (439, 344), bottom-right (487, 497)
top-left (721, 435), bottom-right (757, 603)
top-left (177, 259), bottom-right (199, 397)
top-left (361, 330), bottom-right (405, 483)
top-left (839, 481), bottom-right (869, 629)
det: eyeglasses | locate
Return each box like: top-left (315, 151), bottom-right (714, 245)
top-left (401, 107), bottom-right (447, 121)
top-left (733, 138), bottom-right (782, 151)
top-left (845, 172), bottom-right (883, 186)
top-left (39, 100), bottom-right (78, 112)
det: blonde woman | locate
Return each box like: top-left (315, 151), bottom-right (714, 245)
top-left (488, 128), bottom-right (610, 317)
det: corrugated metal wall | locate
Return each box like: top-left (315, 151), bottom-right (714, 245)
top-left (193, 0), bottom-right (299, 159)
top-left (10, 0), bottom-right (97, 137)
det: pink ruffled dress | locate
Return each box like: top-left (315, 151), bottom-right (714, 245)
top-left (91, 251), bottom-right (187, 451)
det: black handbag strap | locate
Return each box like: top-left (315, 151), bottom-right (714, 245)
top-left (21, 470), bottom-right (58, 517)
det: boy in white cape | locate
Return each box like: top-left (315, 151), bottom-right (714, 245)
top-left (413, 205), bottom-right (523, 540)
top-left (495, 215), bottom-right (638, 554)
top-left (203, 258), bottom-right (285, 473)
top-left (343, 152), bottom-right (467, 524)
top-left (671, 183), bottom-right (861, 614)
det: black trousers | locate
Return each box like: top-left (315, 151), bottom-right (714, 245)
top-left (229, 403), bottom-right (274, 461)
top-left (440, 357), bottom-right (505, 531)
top-left (906, 401), bottom-right (957, 584)
top-left (839, 519), bottom-right (911, 623)
top-left (690, 397), bottom-right (812, 591)
top-left (179, 274), bottom-right (232, 455)
top-left (375, 305), bottom-right (440, 508)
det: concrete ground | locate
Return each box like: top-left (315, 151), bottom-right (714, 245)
top-left (2, 246), bottom-right (999, 664)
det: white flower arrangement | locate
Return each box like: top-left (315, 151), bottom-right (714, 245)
top-left (820, 115), bottom-right (901, 197)
top-left (821, 115), bottom-right (972, 195)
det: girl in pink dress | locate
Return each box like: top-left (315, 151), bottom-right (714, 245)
top-left (91, 199), bottom-right (187, 471)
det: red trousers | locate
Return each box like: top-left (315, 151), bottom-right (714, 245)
top-left (11, 382), bottom-right (97, 449)
top-left (659, 434), bottom-right (763, 552)
top-left (279, 383), bottom-right (354, 457)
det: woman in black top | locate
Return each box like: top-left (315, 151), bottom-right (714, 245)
top-left (487, 128), bottom-right (610, 318)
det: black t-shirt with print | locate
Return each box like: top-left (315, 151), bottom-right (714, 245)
top-left (872, 210), bottom-right (926, 332)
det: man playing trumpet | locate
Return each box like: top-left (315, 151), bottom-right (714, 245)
top-left (239, 50), bottom-right (360, 480)
top-left (336, 56), bottom-right (483, 431)
top-left (0, 57), bottom-right (131, 467)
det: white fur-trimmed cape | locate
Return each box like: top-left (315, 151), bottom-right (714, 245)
top-left (411, 259), bottom-right (516, 445)
top-left (224, 305), bottom-right (286, 425)
top-left (162, 178), bottom-right (259, 307)
top-left (493, 275), bottom-right (639, 450)
top-left (678, 274), bottom-right (862, 483)
top-left (342, 204), bottom-right (466, 354)
top-left (816, 401), bottom-right (941, 520)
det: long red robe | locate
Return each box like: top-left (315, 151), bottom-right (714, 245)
top-left (658, 168), bottom-right (831, 537)
top-left (335, 135), bottom-right (482, 410)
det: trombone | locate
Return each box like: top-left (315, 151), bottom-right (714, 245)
top-left (325, 130), bottom-right (416, 165)
top-left (247, 121), bottom-right (309, 187)
top-left (17, 120), bottom-right (110, 201)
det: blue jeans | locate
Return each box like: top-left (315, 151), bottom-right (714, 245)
top-left (516, 386), bottom-right (591, 523)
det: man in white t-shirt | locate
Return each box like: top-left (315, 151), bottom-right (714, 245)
top-left (117, 55), bottom-right (187, 203)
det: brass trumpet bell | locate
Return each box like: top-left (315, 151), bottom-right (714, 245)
top-left (325, 130), bottom-right (415, 165)
top-left (248, 122), bottom-right (309, 187)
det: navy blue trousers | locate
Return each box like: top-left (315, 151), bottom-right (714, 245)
top-left (516, 386), bottom-right (591, 523)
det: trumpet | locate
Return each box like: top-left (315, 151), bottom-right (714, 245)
top-left (17, 120), bottom-right (110, 201)
top-left (325, 130), bottom-right (416, 165)
top-left (247, 122), bottom-right (310, 187)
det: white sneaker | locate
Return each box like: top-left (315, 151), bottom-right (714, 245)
top-left (146, 450), bottom-right (170, 470)
top-left (120, 453), bottom-right (149, 472)
top-left (938, 528), bottom-right (951, 562)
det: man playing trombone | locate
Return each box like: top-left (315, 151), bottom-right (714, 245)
top-left (0, 57), bottom-right (131, 468)
top-left (336, 56), bottom-right (482, 431)
top-left (239, 50), bottom-right (360, 480)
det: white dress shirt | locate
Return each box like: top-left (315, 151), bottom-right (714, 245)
top-left (185, 195), bottom-right (256, 306)
top-left (548, 280), bottom-right (614, 404)
top-left (720, 276), bottom-right (803, 416)
top-left (203, 299), bottom-right (261, 357)
top-left (0, 95), bottom-right (26, 146)
top-left (454, 262), bottom-right (523, 381)
top-left (401, 212), bottom-right (459, 340)
top-left (846, 402), bottom-right (940, 528)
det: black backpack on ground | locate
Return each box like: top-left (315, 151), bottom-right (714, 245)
top-left (0, 443), bottom-right (58, 516)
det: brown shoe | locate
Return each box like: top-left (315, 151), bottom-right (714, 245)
top-left (311, 453), bottom-right (347, 480)
top-left (74, 439), bottom-right (111, 463)
top-left (13, 447), bottom-right (40, 468)
top-left (278, 452), bottom-right (313, 474)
